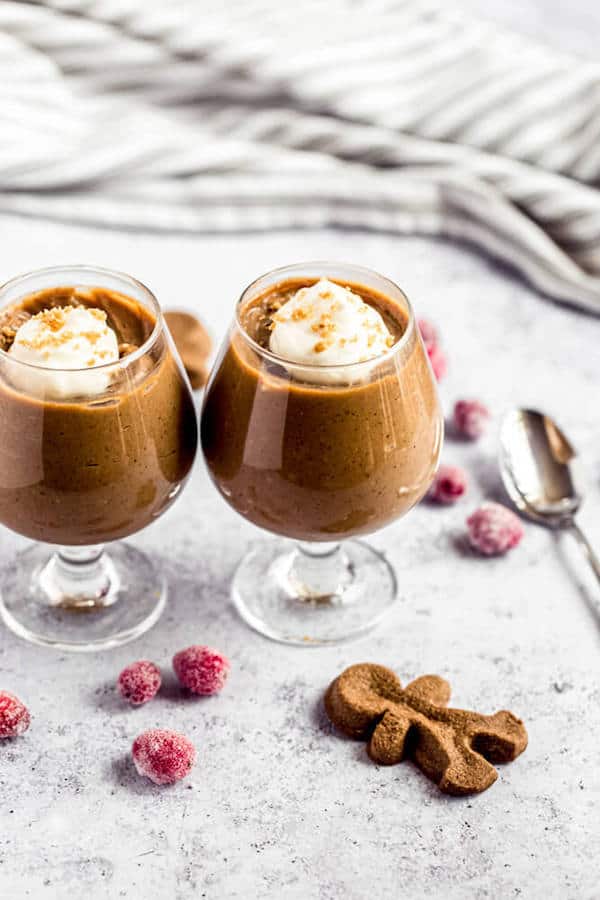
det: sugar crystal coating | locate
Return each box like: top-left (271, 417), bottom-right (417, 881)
top-left (173, 646), bottom-right (230, 696)
top-left (418, 318), bottom-right (446, 380)
top-left (417, 318), bottom-right (438, 350)
top-left (428, 464), bottom-right (468, 504)
top-left (467, 502), bottom-right (524, 556)
top-left (117, 660), bottom-right (161, 706)
top-left (454, 399), bottom-right (491, 440)
top-left (427, 342), bottom-right (447, 381)
top-left (132, 728), bottom-right (196, 785)
top-left (0, 691), bottom-right (31, 738)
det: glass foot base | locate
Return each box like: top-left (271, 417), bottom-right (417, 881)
top-left (0, 543), bottom-right (166, 651)
top-left (232, 540), bottom-right (397, 645)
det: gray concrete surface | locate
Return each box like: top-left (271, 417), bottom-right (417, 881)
top-left (0, 217), bottom-right (599, 900)
top-left (2, 2), bottom-right (600, 895)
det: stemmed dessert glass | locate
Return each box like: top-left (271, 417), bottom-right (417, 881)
top-left (0, 266), bottom-right (198, 651)
top-left (201, 262), bottom-right (443, 644)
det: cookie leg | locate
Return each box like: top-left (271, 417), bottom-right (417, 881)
top-left (471, 711), bottom-right (529, 762)
top-left (413, 722), bottom-right (499, 795)
top-left (368, 710), bottom-right (414, 765)
top-left (437, 743), bottom-right (499, 795)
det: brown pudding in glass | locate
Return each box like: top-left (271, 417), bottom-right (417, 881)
top-left (0, 285), bottom-right (197, 545)
top-left (201, 276), bottom-right (443, 542)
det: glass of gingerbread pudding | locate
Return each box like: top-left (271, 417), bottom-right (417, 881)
top-left (0, 266), bottom-right (197, 650)
top-left (201, 262), bottom-right (443, 644)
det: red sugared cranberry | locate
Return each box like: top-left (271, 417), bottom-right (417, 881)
top-left (454, 399), bottom-right (490, 439)
top-left (0, 691), bottom-right (30, 738)
top-left (428, 465), bottom-right (468, 504)
top-left (418, 318), bottom-right (446, 380)
top-left (467, 503), bottom-right (524, 556)
top-left (418, 318), bottom-right (438, 349)
top-left (132, 729), bottom-right (196, 785)
top-left (117, 660), bottom-right (161, 706)
top-left (173, 646), bottom-right (230, 696)
top-left (426, 342), bottom-right (447, 381)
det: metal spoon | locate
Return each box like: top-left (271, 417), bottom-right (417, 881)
top-left (500, 408), bottom-right (600, 587)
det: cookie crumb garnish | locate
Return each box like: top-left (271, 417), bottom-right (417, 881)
top-left (291, 306), bottom-right (310, 322)
top-left (33, 306), bottom-right (71, 332)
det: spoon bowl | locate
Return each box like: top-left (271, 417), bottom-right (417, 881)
top-left (500, 407), bottom-right (600, 593)
top-left (500, 408), bottom-right (581, 525)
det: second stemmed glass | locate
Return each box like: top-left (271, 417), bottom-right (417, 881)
top-left (201, 262), bottom-right (443, 644)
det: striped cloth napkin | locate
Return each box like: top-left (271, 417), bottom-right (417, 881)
top-left (1, 0), bottom-right (600, 313)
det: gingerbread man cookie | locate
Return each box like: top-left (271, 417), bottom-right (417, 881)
top-left (325, 664), bottom-right (527, 795)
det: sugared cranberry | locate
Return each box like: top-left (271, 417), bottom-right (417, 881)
top-left (467, 503), bottom-right (524, 556)
top-left (117, 660), bottom-right (161, 706)
top-left (454, 399), bottom-right (490, 440)
top-left (173, 646), bottom-right (230, 696)
top-left (418, 318), bottom-right (446, 380)
top-left (418, 318), bottom-right (438, 349)
top-left (426, 342), bottom-right (447, 381)
top-left (132, 729), bottom-right (196, 785)
top-left (428, 465), bottom-right (468, 504)
top-left (0, 691), bottom-right (30, 738)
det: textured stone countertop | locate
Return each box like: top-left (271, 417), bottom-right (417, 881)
top-left (1, 212), bottom-right (599, 900)
top-left (2, 8), bottom-right (600, 888)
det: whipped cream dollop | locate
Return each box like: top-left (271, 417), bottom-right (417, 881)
top-left (8, 305), bottom-right (120, 399)
top-left (269, 279), bottom-right (394, 376)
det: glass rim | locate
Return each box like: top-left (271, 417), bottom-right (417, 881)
top-left (234, 261), bottom-right (416, 372)
top-left (0, 264), bottom-right (164, 374)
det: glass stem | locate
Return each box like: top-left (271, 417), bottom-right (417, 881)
top-left (36, 545), bottom-right (120, 609)
top-left (286, 541), bottom-right (354, 603)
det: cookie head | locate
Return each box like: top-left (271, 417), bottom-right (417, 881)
top-left (324, 663), bottom-right (404, 738)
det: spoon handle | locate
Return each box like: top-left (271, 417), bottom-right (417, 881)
top-left (567, 520), bottom-right (600, 586)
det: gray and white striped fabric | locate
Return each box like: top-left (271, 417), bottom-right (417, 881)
top-left (2, 0), bottom-right (600, 313)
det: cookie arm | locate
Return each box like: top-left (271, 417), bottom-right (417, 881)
top-left (403, 675), bottom-right (451, 707)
